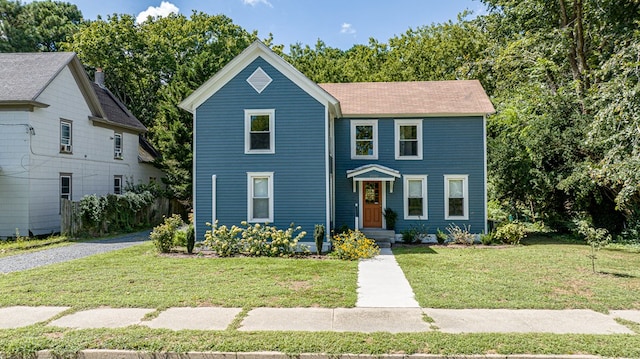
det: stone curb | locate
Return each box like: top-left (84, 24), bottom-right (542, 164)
top-left (32, 350), bottom-right (621, 359)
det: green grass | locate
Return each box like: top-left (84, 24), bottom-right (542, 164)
top-left (0, 242), bottom-right (358, 309)
top-left (393, 234), bottom-right (640, 312)
top-left (2, 234), bottom-right (640, 357)
top-left (0, 236), bottom-right (71, 258)
top-left (1, 327), bottom-right (639, 357)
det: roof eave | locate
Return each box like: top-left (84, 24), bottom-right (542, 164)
top-left (340, 111), bottom-right (496, 118)
top-left (0, 100), bottom-right (49, 111)
top-left (90, 116), bottom-right (147, 133)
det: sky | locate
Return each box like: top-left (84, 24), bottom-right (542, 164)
top-left (38, 0), bottom-right (488, 51)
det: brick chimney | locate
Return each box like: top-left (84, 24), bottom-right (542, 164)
top-left (95, 67), bottom-right (105, 87)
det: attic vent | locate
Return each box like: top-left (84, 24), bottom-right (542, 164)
top-left (247, 67), bottom-right (272, 94)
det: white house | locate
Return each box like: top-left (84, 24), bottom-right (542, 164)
top-left (0, 52), bottom-right (164, 238)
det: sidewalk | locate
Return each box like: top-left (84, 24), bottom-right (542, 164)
top-left (1, 305), bottom-right (638, 334)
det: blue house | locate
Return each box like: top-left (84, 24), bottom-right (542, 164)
top-left (179, 41), bottom-right (495, 242)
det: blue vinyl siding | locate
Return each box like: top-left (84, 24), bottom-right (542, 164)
top-left (334, 117), bottom-right (486, 233)
top-left (194, 57), bottom-right (327, 240)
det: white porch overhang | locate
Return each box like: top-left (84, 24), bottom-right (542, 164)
top-left (346, 164), bottom-right (401, 193)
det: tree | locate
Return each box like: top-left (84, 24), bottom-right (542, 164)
top-left (0, 0), bottom-right (82, 52)
top-left (65, 11), bottom-right (257, 200)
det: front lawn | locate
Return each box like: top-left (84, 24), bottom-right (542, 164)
top-left (0, 242), bottom-right (358, 309)
top-left (0, 236), bottom-right (71, 258)
top-left (394, 234), bottom-right (640, 312)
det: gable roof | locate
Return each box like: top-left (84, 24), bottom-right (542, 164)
top-left (319, 80), bottom-right (495, 117)
top-left (0, 52), bottom-right (104, 116)
top-left (91, 82), bottom-right (146, 133)
top-left (179, 40), bottom-right (340, 114)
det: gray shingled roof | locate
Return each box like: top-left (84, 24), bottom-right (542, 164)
top-left (91, 82), bottom-right (146, 132)
top-left (0, 52), bottom-right (77, 102)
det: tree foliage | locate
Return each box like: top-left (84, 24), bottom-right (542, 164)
top-left (15, 0), bottom-right (640, 231)
top-left (0, 0), bottom-right (82, 52)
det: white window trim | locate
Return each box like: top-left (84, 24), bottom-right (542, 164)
top-left (245, 109), bottom-right (275, 154)
top-left (444, 174), bottom-right (469, 220)
top-left (395, 119), bottom-right (423, 160)
top-left (403, 175), bottom-right (428, 220)
top-left (350, 119), bottom-right (378, 159)
top-left (113, 175), bottom-right (123, 195)
top-left (114, 132), bottom-right (123, 159)
top-left (247, 172), bottom-right (274, 223)
top-left (60, 120), bottom-right (72, 153)
top-left (60, 173), bottom-right (72, 200)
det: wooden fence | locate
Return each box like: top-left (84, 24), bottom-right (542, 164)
top-left (61, 197), bottom-right (176, 237)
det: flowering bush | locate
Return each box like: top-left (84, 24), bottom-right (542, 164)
top-left (150, 214), bottom-right (184, 253)
top-left (330, 230), bottom-right (380, 260)
top-left (203, 221), bottom-right (243, 257)
top-left (446, 223), bottom-right (475, 245)
top-left (494, 221), bottom-right (526, 245)
top-left (203, 221), bottom-right (307, 257)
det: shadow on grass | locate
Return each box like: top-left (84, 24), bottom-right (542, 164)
top-left (521, 232), bottom-right (584, 246)
top-left (391, 245), bottom-right (438, 255)
top-left (599, 271), bottom-right (637, 278)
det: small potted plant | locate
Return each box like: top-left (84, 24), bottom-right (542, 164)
top-left (383, 208), bottom-right (398, 230)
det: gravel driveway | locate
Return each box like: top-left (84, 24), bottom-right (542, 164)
top-left (0, 230), bottom-right (150, 274)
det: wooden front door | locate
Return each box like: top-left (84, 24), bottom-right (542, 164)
top-left (363, 181), bottom-right (382, 228)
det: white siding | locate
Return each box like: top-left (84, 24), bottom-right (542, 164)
top-left (0, 64), bottom-right (164, 237)
top-left (0, 111), bottom-right (31, 237)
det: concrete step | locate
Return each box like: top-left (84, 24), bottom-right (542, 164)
top-left (360, 229), bottom-right (394, 248)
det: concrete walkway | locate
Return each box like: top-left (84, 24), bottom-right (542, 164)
top-left (0, 306), bottom-right (638, 334)
top-left (357, 247), bottom-right (420, 307)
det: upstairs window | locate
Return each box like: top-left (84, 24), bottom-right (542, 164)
top-left (351, 120), bottom-right (378, 159)
top-left (395, 120), bottom-right (423, 160)
top-left (445, 175), bottom-right (469, 220)
top-left (60, 120), bottom-right (72, 153)
top-left (245, 109), bottom-right (275, 154)
top-left (247, 172), bottom-right (274, 222)
top-left (114, 133), bottom-right (123, 159)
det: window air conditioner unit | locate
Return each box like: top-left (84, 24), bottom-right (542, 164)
top-left (114, 150), bottom-right (122, 158)
top-left (61, 144), bottom-right (72, 153)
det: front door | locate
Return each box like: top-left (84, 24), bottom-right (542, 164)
top-left (363, 181), bottom-right (382, 228)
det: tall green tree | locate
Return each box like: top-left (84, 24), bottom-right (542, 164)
top-left (0, 0), bottom-right (82, 52)
top-left (65, 12), bottom-right (257, 200)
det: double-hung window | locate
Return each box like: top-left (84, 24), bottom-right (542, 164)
top-left (60, 120), bottom-right (72, 153)
top-left (403, 175), bottom-right (428, 219)
top-left (247, 172), bottom-right (274, 222)
top-left (114, 175), bottom-right (123, 194)
top-left (60, 173), bottom-right (72, 201)
top-left (245, 109), bottom-right (275, 154)
top-left (114, 133), bottom-right (123, 159)
top-left (351, 120), bottom-right (378, 159)
top-left (395, 120), bottom-right (422, 160)
top-left (444, 175), bottom-right (469, 220)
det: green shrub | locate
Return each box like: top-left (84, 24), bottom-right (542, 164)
top-left (150, 214), bottom-right (184, 253)
top-left (203, 221), bottom-right (243, 257)
top-left (480, 232), bottom-right (494, 245)
top-left (446, 223), bottom-right (475, 245)
top-left (401, 223), bottom-right (428, 244)
top-left (186, 223), bottom-right (195, 254)
top-left (203, 221), bottom-right (307, 257)
top-left (494, 221), bottom-right (527, 245)
top-left (330, 230), bottom-right (380, 260)
top-left (383, 208), bottom-right (398, 230)
top-left (436, 228), bottom-right (447, 244)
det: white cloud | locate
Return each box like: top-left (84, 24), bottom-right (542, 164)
top-left (136, 1), bottom-right (179, 24)
top-left (242, 0), bottom-right (273, 7)
top-left (340, 23), bottom-right (356, 35)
